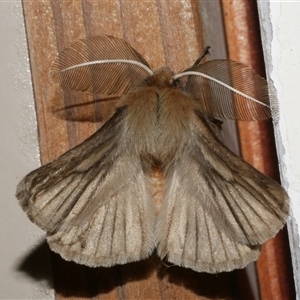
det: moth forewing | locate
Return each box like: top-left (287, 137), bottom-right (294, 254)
top-left (16, 34), bottom-right (289, 273)
top-left (17, 106), bottom-right (156, 267)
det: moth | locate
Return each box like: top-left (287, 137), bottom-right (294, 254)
top-left (16, 35), bottom-right (289, 273)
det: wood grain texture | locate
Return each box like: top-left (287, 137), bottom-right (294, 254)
top-left (20, 0), bottom-right (282, 299)
top-left (221, 1), bottom-right (295, 299)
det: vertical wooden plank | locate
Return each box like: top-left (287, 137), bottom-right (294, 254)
top-left (221, 1), bottom-right (295, 299)
top-left (22, 0), bottom-right (67, 163)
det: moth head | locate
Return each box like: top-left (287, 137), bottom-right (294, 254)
top-left (142, 67), bottom-right (175, 88)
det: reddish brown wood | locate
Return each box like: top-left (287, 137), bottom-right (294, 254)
top-left (221, 1), bottom-right (295, 299)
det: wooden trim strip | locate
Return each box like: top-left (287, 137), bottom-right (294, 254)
top-left (221, 1), bottom-right (295, 299)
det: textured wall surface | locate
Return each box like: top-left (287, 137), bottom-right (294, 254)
top-left (257, 1), bottom-right (300, 298)
top-left (0, 1), bottom-right (53, 299)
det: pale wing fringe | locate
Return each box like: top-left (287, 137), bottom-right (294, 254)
top-left (16, 107), bottom-right (156, 267)
top-left (51, 35), bottom-right (152, 94)
top-left (156, 111), bottom-right (288, 272)
top-left (175, 59), bottom-right (276, 121)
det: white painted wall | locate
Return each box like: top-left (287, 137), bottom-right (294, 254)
top-left (0, 1), bottom-right (53, 299)
top-left (257, 1), bottom-right (300, 298)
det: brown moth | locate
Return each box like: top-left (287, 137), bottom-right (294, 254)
top-left (16, 35), bottom-right (289, 273)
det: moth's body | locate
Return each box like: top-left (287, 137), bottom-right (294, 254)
top-left (16, 35), bottom-right (289, 274)
top-left (120, 68), bottom-right (198, 168)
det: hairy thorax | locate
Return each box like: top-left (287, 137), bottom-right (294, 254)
top-left (119, 68), bottom-right (198, 166)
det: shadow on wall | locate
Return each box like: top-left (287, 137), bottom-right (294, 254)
top-left (16, 239), bottom-right (257, 299)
